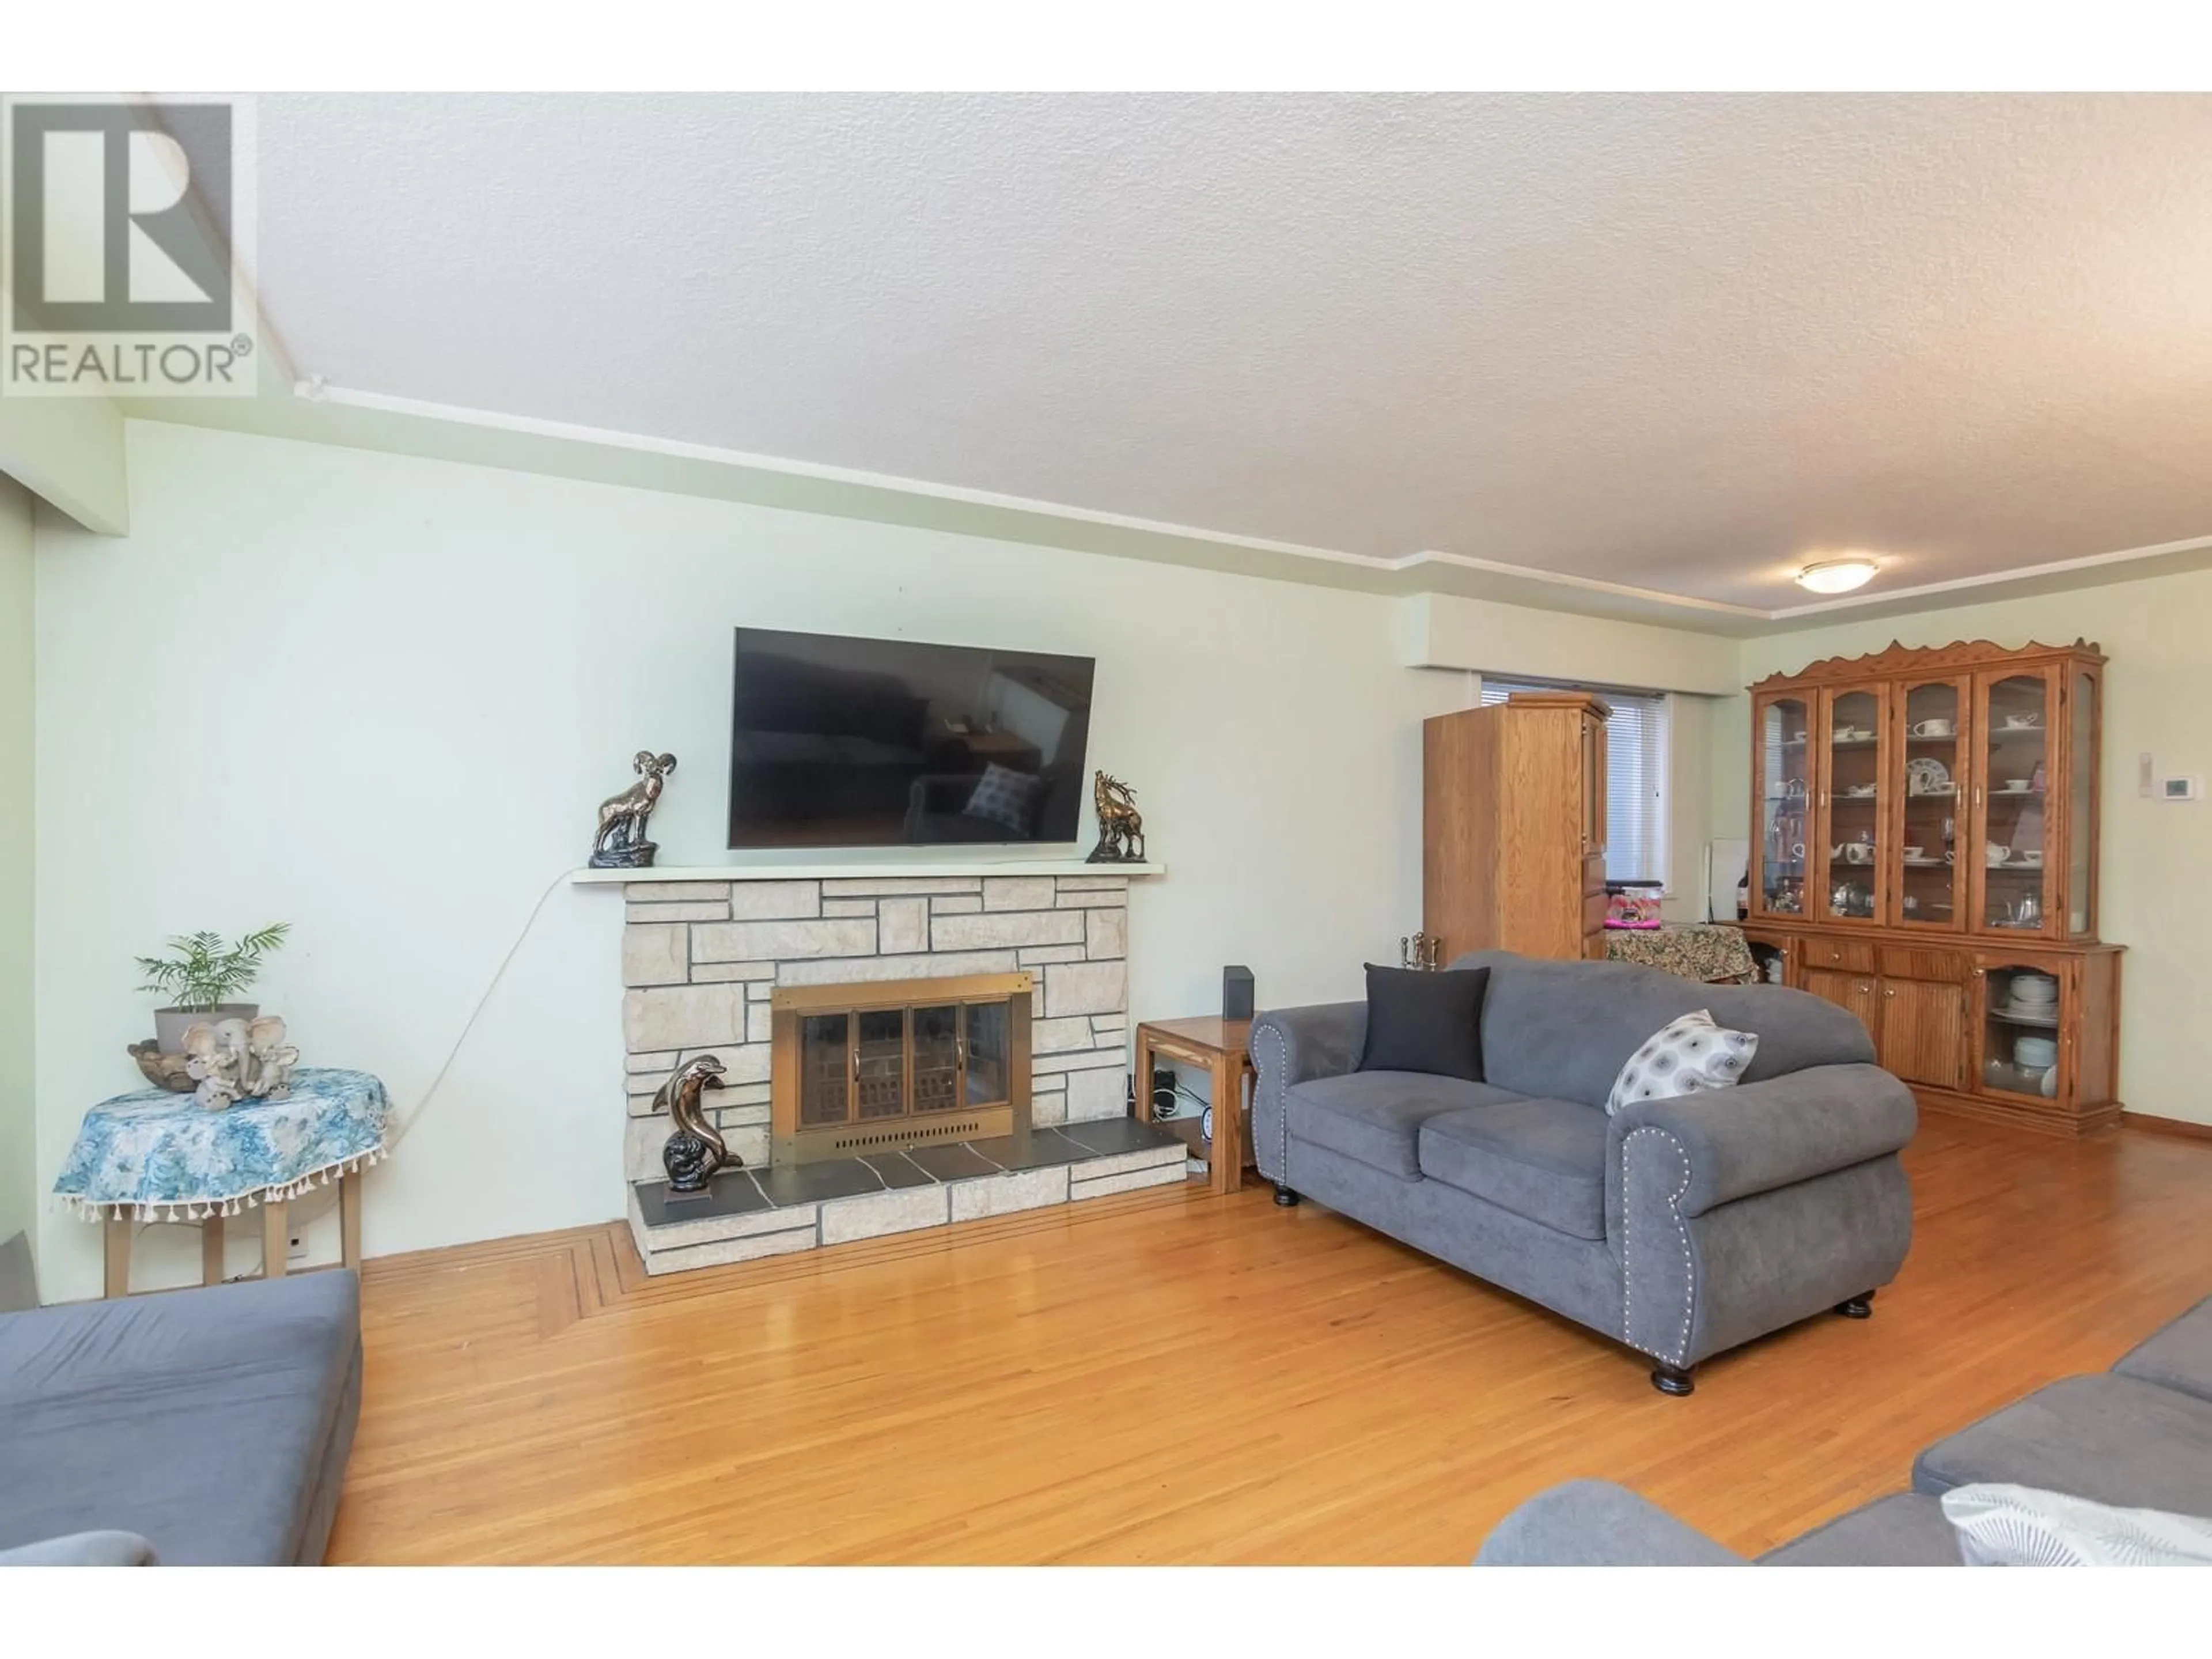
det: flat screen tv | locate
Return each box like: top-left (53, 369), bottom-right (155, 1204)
top-left (729, 628), bottom-right (1096, 849)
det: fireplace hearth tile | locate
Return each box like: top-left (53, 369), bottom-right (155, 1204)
top-left (1058, 1117), bottom-right (1183, 1158)
top-left (904, 1142), bottom-right (1000, 1182)
top-left (753, 1158), bottom-right (888, 1207)
top-left (634, 1170), bottom-right (771, 1229)
top-left (965, 1128), bottom-right (1094, 1171)
top-left (861, 1152), bottom-right (938, 1190)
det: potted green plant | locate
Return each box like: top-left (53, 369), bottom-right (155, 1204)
top-left (136, 924), bottom-right (291, 1054)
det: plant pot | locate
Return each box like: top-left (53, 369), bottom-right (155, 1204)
top-left (155, 1003), bottom-right (258, 1055)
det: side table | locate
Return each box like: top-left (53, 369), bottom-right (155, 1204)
top-left (1132, 1016), bottom-right (1256, 1195)
top-left (52, 1067), bottom-right (392, 1297)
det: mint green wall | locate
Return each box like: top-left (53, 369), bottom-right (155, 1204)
top-left (0, 392), bottom-right (127, 535)
top-left (0, 476), bottom-right (35, 1262)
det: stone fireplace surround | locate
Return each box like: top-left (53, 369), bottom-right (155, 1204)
top-left (590, 863), bottom-right (1181, 1274)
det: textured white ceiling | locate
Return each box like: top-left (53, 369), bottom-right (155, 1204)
top-left (247, 92), bottom-right (2212, 608)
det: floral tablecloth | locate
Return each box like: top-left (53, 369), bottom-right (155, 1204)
top-left (53, 1067), bottom-right (391, 1222)
top-left (1604, 924), bottom-right (1758, 984)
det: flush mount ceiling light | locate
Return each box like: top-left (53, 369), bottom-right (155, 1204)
top-left (1794, 556), bottom-right (1881, 595)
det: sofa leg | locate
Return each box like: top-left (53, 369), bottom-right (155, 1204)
top-left (1272, 1183), bottom-right (1300, 1207)
top-left (1650, 1363), bottom-right (1696, 1397)
top-left (1835, 1292), bottom-right (1876, 1319)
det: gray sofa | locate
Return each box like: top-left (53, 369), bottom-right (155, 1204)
top-left (0, 1270), bottom-right (362, 1565)
top-left (1478, 1290), bottom-right (2212, 1564)
top-left (1248, 951), bottom-right (1917, 1393)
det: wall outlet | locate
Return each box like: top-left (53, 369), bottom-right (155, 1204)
top-left (287, 1232), bottom-right (308, 1264)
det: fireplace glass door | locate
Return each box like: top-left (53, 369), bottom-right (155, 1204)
top-left (855, 1009), bottom-right (906, 1120)
top-left (965, 1002), bottom-right (1010, 1106)
top-left (912, 1005), bottom-right (961, 1112)
top-left (798, 1013), bottom-right (853, 1129)
top-left (771, 972), bottom-right (1033, 1162)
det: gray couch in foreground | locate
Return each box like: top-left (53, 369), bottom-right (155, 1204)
top-left (0, 1270), bottom-right (362, 1565)
top-left (1478, 1291), bottom-right (2212, 1564)
top-left (1248, 951), bottom-right (1917, 1393)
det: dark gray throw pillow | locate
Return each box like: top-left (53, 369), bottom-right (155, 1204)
top-left (1358, 964), bottom-right (1489, 1081)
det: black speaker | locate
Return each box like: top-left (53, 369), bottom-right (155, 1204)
top-left (1223, 964), bottom-right (1255, 1021)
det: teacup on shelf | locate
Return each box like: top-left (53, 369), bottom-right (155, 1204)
top-left (1986, 843), bottom-right (2012, 866)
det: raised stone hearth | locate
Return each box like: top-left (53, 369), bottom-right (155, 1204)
top-left (627, 1116), bottom-right (1186, 1274)
top-left (602, 866), bottom-right (1173, 1272)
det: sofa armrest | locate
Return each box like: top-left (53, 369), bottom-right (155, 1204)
top-left (0, 1531), bottom-right (160, 1567)
top-left (1250, 1002), bottom-right (1366, 1092)
top-left (1609, 1063), bottom-right (1916, 1219)
top-left (1247, 1002), bottom-right (1366, 1183)
top-left (1475, 1480), bottom-right (1746, 1567)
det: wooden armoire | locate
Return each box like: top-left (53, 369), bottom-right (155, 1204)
top-left (1423, 692), bottom-right (1610, 962)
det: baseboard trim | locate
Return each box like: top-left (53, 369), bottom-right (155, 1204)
top-left (2121, 1110), bottom-right (2212, 1143)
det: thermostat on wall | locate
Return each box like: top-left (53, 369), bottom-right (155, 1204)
top-left (2161, 775), bottom-right (2202, 801)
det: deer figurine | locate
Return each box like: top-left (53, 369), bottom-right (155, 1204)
top-left (590, 751), bottom-right (677, 869)
top-left (1086, 770), bottom-right (1147, 863)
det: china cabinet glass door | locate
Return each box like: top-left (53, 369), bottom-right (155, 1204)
top-left (1892, 677), bottom-right (1967, 930)
top-left (2065, 668), bottom-right (2100, 937)
top-left (1976, 959), bottom-right (2066, 1105)
top-left (1815, 685), bottom-right (1888, 926)
top-left (1752, 692), bottom-right (1811, 918)
top-left (1972, 669), bottom-right (2058, 938)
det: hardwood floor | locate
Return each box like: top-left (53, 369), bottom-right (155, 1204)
top-left (325, 1113), bottom-right (2212, 1563)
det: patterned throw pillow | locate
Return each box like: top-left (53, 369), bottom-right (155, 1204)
top-left (1942, 1484), bottom-right (2212, 1566)
top-left (963, 764), bottom-right (1044, 835)
top-left (1604, 1010), bottom-right (1759, 1116)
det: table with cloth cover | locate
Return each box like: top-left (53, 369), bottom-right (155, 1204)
top-left (54, 1067), bottom-right (390, 1297)
top-left (1603, 923), bottom-right (1758, 984)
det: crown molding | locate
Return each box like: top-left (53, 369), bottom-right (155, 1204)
top-left (108, 377), bottom-right (2212, 641)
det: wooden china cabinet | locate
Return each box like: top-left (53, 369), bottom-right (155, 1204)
top-left (1743, 639), bottom-right (2122, 1136)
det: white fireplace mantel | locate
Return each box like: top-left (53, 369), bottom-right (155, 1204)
top-left (572, 858), bottom-right (1165, 885)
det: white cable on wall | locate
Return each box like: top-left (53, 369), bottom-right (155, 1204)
top-left (278, 866), bottom-right (570, 1231)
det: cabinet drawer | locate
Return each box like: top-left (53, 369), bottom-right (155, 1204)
top-left (1881, 946), bottom-right (1971, 982)
top-left (1584, 891), bottom-right (1611, 935)
top-left (1804, 937), bottom-right (1876, 974)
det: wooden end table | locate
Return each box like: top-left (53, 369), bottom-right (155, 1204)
top-left (1132, 1016), bottom-right (1257, 1195)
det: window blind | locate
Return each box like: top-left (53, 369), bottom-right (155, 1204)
top-left (1478, 679), bottom-right (1672, 887)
